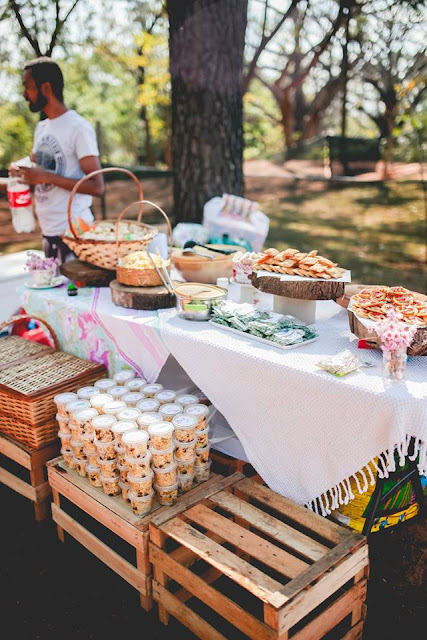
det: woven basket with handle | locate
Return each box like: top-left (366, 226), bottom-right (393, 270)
top-left (116, 200), bottom-right (173, 287)
top-left (62, 167), bottom-right (158, 270)
top-left (0, 315), bottom-right (106, 448)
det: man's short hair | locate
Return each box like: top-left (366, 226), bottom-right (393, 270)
top-left (24, 57), bottom-right (64, 101)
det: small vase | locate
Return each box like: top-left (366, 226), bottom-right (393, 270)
top-left (32, 269), bottom-right (54, 286)
top-left (382, 349), bottom-right (407, 381)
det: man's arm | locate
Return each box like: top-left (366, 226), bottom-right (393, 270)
top-left (11, 155), bottom-right (105, 197)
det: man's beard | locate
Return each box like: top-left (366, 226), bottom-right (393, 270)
top-left (27, 91), bottom-right (47, 113)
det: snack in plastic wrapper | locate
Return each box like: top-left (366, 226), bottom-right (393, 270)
top-left (316, 350), bottom-right (361, 377)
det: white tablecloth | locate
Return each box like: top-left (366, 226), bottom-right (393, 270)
top-left (159, 302), bottom-right (427, 512)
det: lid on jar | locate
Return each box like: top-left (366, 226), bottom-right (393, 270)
top-left (122, 392), bottom-right (145, 404)
top-left (117, 462), bottom-right (129, 471)
top-left (109, 386), bottom-right (128, 397)
top-left (70, 438), bottom-right (83, 446)
top-left (92, 414), bottom-right (117, 429)
top-left (174, 455), bottom-right (196, 464)
top-left (125, 378), bottom-right (145, 391)
top-left (148, 421), bottom-right (174, 437)
top-left (149, 444), bottom-right (174, 455)
top-left (97, 457), bottom-right (117, 465)
top-left (154, 482), bottom-right (178, 492)
top-left (185, 404), bottom-right (209, 418)
top-left (73, 456), bottom-right (86, 464)
top-left (112, 420), bottom-right (138, 434)
top-left (58, 429), bottom-right (71, 438)
top-left (172, 414), bottom-right (198, 429)
top-left (128, 489), bottom-right (155, 502)
top-left (66, 399), bottom-right (90, 414)
top-left (77, 386), bottom-right (99, 399)
top-left (103, 400), bottom-right (127, 414)
top-left (174, 282), bottom-right (226, 300)
top-left (94, 438), bottom-right (116, 448)
top-left (54, 392), bottom-right (77, 406)
top-left (127, 470), bottom-right (154, 482)
top-left (81, 432), bottom-right (95, 442)
top-left (125, 450), bottom-right (152, 464)
top-left (90, 393), bottom-right (114, 407)
top-left (142, 383), bottom-right (163, 395)
top-left (100, 474), bottom-right (119, 482)
top-left (159, 403), bottom-right (182, 417)
top-left (138, 412), bottom-right (162, 428)
top-left (175, 438), bottom-right (196, 448)
top-left (94, 378), bottom-right (115, 390)
top-left (137, 398), bottom-right (160, 412)
top-left (86, 464), bottom-right (101, 472)
top-left (113, 370), bottom-right (135, 384)
top-left (176, 394), bottom-right (199, 407)
top-left (122, 429), bottom-right (149, 445)
top-left (73, 408), bottom-right (98, 422)
top-left (153, 461), bottom-right (177, 473)
top-left (119, 480), bottom-right (130, 489)
top-left (117, 408), bottom-right (141, 422)
top-left (154, 390), bottom-right (177, 403)
top-left (114, 444), bottom-right (125, 454)
top-left (56, 413), bottom-right (69, 422)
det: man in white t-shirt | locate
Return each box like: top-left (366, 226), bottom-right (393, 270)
top-left (10, 57), bottom-right (104, 262)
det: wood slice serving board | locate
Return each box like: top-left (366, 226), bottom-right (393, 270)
top-left (251, 272), bottom-right (345, 300)
top-left (110, 279), bottom-right (176, 310)
top-left (60, 259), bottom-right (115, 287)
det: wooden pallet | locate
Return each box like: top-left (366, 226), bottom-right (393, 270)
top-left (210, 449), bottom-right (254, 476)
top-left (46, 455), bottom-right (241, 611)
top-left (0, 433), bottom-right (59, 521)
top-left (149, 476), bottom-right (369, 640)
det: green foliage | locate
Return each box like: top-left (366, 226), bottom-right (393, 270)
top-left (243, 79), bottom-right (283, 159)
top-left (0, 101), bottom-right (35, 166)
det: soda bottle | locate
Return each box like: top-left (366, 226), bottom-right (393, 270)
top-left (7, 157), bottom-right (36, 233)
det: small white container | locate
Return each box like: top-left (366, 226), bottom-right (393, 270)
top-left (100, 474), bottom-right (121, 496)
top-left (72, 408), bottom-right (98, 435)
top-left (149, 446), bottom-right (174, 469)
top-left (91, 414), bottom-right (116, 442)
top-left (172, 414), bottom-right (198, 443)
top-left (154, 482), bottom-right (178, 506)
top-left (148, 422), bottom-right (174, 451)
top-left (178, 472), bottom-right (195, 493)
top-left (111, 420), bottom-right (138, 447)
top-left (174, 439), bottom-right (196, 462)
top-left (195, 445), bottom-right (211, 465)
top-left (159, 403), bottom-right (182, 422)
top-left (66, 399), bottom-right (90, 422)
top-left (125, 378), bottom-right (145, 392)
top-left (61, 448), bottom-right (74, 467)
top-left (175, 457), bottom-right (195, 476)
top-left (121, 392), bottom-right (145, 407)
top-left (137, 412), bottom-right (162, 430)
top-left (142, 383), bottom-right (163, 398)
top-left (56, 413), bottom-right (71, 434)
top-left (108, 386), bottom-right (129, 400)
top-left (98, 457), bottom-right (119, 478)
top-left (195, 460), bottom-right (212, 483)
top-left (77, 386), bottom-right (99, 400)
top-left (94, 439), bottom-right (117, 461)
top-left (122, 429), bottom-right (149, 458)
top-left (58, 430), bottom-right (72, 451)
top-left (176, 394), bottom-right (199, 408)
top-left (81, 433), bottom-right (97, 455)
top-left (103, 400), bottom-right (127, 416)
top-left (113, 370), bottom-right (136, 386)
top-left (87, 464), bottom-right (102, 487)
top-left (129, 490), bottom-right (154, 515)
top-left (128, 471), bottom-right (154, 497)
top-left (195, 425), bottom-right (210, 448)
top-left (117, 407), bottom-right (142, 423)
top-left (70, 439), bottom-right (85, 460)
top-left (184, 403), bottom-right (209, 428)
top-left (154, 389), bottom-right (177, 405)
top-left (54, 392), bottom-right (78, 417)
top-left (125, 451), bottom-right (152, 477)
top-left (153, 462), bottom-right (177, 488)
top-left (136, 398), bottom-right (160, 413)
top-left (74, 457), bottom-right (87, 477)
top-left (94, 378), bottom-right (116, 391)
top-left (90, 393), bottom-right (114, 413)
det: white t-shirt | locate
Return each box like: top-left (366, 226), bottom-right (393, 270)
top-left (32, 110), bottom-right (99, 236)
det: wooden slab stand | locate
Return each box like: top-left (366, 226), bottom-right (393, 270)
top-left (60, 259), bottom-right (115, 287)
top-left (348, 309), bottom-right (427, 356)
top-left (110, 279), bottom-right (176, 310)
top-left (251, 272), bottom-right (345, 300)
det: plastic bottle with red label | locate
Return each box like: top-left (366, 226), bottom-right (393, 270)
top-left (7, 157), bottom-right (36, 233)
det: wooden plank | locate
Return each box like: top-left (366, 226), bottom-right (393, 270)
top-left (0, 467), bottom-right (36, 501)
top-left (291, 580), bottom-right (367, 640)
top-left (153, 581), bottom-right (227, 640)
top-left (150, 544), bottom-right (276, 640)
top-left (186, 503), bottom-right (308, 579)
top-left (51, 504), bottom-right (150, 596)
top-left (277, 546), bottom-right (369, 632)
top-left (169, 531), bottom-right (225, 568)
top-left (52, 488), bottom-right (64, 542)
top-left (160, 517), bottom-right (284, 604)
top-left (234, 478), bottom-right (347, 545)
top-left (342, 619), bottom-right (364, 640)
top-left (174, 565), bottom-right (222, 602)
top-left (0, 435), bottom-right (31, 468)
top-left (149, 472), bottom-right (243, 528)
top-left (48, 466), bottom-right (144, 547)
top-left (31, 441), bottom-right (60, 466)
top-left (34, 481), bottom-right (51, 502)
top-left (210, 491), bottom-right (328, 562)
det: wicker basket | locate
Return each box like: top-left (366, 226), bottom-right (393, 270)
top-left (62, 168), bottom-right (158, 270)
top-left (0, 315), bottom-right (106, 447)
top-left (116, 200), bottom-right (173, 287)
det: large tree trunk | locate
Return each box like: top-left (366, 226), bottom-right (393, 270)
top-left (167, 0), bottom-right (247, 223)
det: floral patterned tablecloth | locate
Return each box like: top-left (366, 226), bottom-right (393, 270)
top-left (20, 284), bottom-right (169, 381)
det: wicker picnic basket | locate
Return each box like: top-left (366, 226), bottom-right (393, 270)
top-left (62, 167), bottom-right (158, 270)
top-left (116, 200), bottom-right (173, 287)
top-left (0, 315), bottom-right (106, 448)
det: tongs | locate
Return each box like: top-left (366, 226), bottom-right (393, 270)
top-left (148, 250), bottom-right (175, 294)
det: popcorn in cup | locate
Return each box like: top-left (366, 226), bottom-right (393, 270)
top-left (195, 425), bottom-right (210, 449)
top-left (128, 471), bottom-right (154, 497)
top-left (136, 398), bottom-right (160, 413)
top-left (90, 393), bottom-right (114, 413)
top-left (85, 451), bottom-right (98, 466)
top-left (176, 394), bottom-right (199, 408)
top-left (94, 439), bottom-right (117, 461)
top-left (70, 439), bottom-right (85, 460)
top-left (153, 462), bottom-right (177, 487)
top-left (178, 473), bottom-right (195, 493)
top-left (120, 481), bottom-right (131, 502)
top-left (98, 457), bottom-right (119, 478)
top-left (103, 400), bottom-right (127, 417)
top-left (100, 475), bottom-right (121, 496)
top-left (54, 392), bottom-right (78, 417)
top-left (72, 408), bottom-right (98, 436)
top-left (74, 458), bottom-right (87, 477)
top-left (70, 425), bottom-right (81, 441)
top-left (195, 445), bottom-right (211, 465)
top-left (195, 460), bottom-right (211, 483)
top-left (154, 389), bottom-right (177, 405)
top-left (92, 414), bottom-right (116, 442)
top-left (94, 378), bottom-right (115, 391)
top-left (184, 403), bottom-right (209, 428)
top-left (142, 383), bottom-right (163, 398)
top-left (115, 445), bottom-right (127, 466)
top-left (56, 413), bottom-right (71, 434)
top-left (154, 482), bottom-right (178, 506)
top-left (148, 421), bottom-right (174, 451)
top-left (109, 386), bottom-right (129, 400)
top-left (81, 433), bottom-right (97, 455)
top-left (112, 420), bottom-right (137, 446)
top-left (159, 403), bottom-right (182, 422)
top-left (125, 451), bottom-right (152, 477)
top-left (122, 429), bottom-right (149, 459)
top-left (118, 463), bottom-right (129, 483)
top-left (68, 456), bottom-right (78, 471)
top-left (67, 399), bottom-right (90, 423)
top-left (58, 430), bottom-right (72, 451)
top-left (137, 412), bottom-right (162, 431)
top-left (121, 392), bottom-right (145, 407)
top-left (174, 439), bottom-right (196, 462)
top-left (116, 407), bottom-right (141, 423)
top-left (77, 386), bottom-right (99, 400)
top-left (87, 464), bottom-right (102, 487)
top-left (113, 370), bottom-right (135, 386)
top-left (125, 378), bottom-right (145, 392)
top-left (149, 446), bottom-right (174, 469)
top-left (129, 490), bottom-right (154, 515)
top-left (61, 448), bottom-right (74, 466)
top-left (172, 414), bottom-right (197, 443)
top-left (175, 457), bottom-right (195, 476)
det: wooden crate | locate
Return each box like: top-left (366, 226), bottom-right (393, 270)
top-left (0, 433), bottom-right (59, 522)
top-left (46, 455), bottom-right (241, 611)
top-left (149, 476), bottom-right (369, 640)
top-left (210, 449), bottom-right (254, 476)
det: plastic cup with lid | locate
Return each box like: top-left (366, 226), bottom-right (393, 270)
top-left (61, 448), bottom-right (74, 466)
top-left (122, 429), bottom-right (149, 458)
top-left (72, 407), bottom-right (98, 435)
top-left (175, 456), bottom-right (196, 476)
top-left (129, 490), bottom-right (154, 515)
top-left (113, 370), bottom-right (135, 386)
top-left (117, 462), bottom-right (129, 483)
top-left (149, 445), bottom-right (174, 469)
top-left (98, 457), bottom-right (119, 478)
top-left (103, 400), bottom-right (127, 416)
top-left (81, 433), bottom-right (97, 455)
top-left (125, 378), bottom-right (145, 392)
top-left (108, 385), bottom-right (129, 400)
top-left (116, 407), bottom-right (142, 423)
top-left (136, 398), bottom-right (160, 413)
top-left (94, 378), bottom-right (116, 391)
top-left (58, 430), bottom-right (72, 450)
top-left (147, 421), bottom-right (174, 450)
top-left (66, 399), bottom-right (90, 422)
top-left (178, 472), bottom-right (195, 493)
top-left (77, 386), bottom-right (99, 400)
top-left (91, 414), bottom-right (116, 442)
top-left (137, 412), bottom-right (163, 431)
top-left (184, 403), bottom-right (209, 427)
top-left (74, 457), bottom-right (87, 477)
top-left (154, 481), bottom-right (178, 505)
top-left (154, 389), bottom-right (177, 405)
top-left (128, 470), bottom-right (154, 497)
top-left (195, 445), bottom-right (211, 465)
top-left (90, 393), bottom-right (114, 413)
top-left (172, 414), bottom-right (198, 442)
top-left (195, 425), bottom-right (210, 448)
top-left (174, 439), bottom-right (197, 461)
top-left (141, 383), bottom-right (163, 398)
top-left (87, 464), bottom-right (102, 487)
top-left (122, 392), bottom-right (145, 407)
top-left (120, 481), bottom-right (131, 502)
top-left (159, 403), bottom-right (182, 422)
top-left (153, 462), bottom-right (177, 487)
top-left (112, 420), bottom-right (138, 446)
top-left (94, 439), bottom-right (117, 461)
top-left (54, 392), bottom-right (78, 416)
top-left (195, 459), bottom-right (212, 483)
top-left (100, 475), bottom-right (121, 496)
top-left (70, 439), bottom-right (85, 459)
top-left (125, 451), bottom-right (152, 476)
top-left (176, 394), bottom-right (199, 408)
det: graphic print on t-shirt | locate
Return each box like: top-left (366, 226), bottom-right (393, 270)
top-left (35, 134), bottom-right (66, 194)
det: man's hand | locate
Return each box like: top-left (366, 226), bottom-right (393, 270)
top-left (9, 164), bottom-right (51, 185)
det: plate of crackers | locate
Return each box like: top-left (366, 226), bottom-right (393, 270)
top-left (350, 286), bottom-right (427, 327)
top-left (252, 248), bottom-right (347, 280)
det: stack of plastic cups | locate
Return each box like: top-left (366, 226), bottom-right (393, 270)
top-left (185, 404), bottom-right (212, 483)
top-left (122, 430), bottom-right (154, 515)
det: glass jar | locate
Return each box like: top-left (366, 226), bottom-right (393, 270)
top-left (382, 349), bottom-right (407, 381)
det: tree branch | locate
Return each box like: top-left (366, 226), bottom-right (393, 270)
top-left (8, 0), bottom-right (42, 56)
